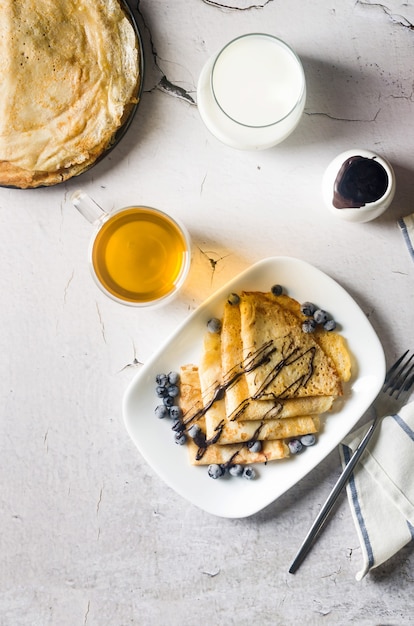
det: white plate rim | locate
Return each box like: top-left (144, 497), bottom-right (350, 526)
top-left (123, 256), bottom-right (385, 518)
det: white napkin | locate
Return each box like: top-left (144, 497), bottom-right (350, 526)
top-left (398, 214), bottom-right (414, 261)
top-left (339, 401), bottom-right (414, 580)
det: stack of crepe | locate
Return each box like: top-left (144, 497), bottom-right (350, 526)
top-left (179, 291), bottom-right (351, 466)
top-left (0, 0), bottom-right (141, 188)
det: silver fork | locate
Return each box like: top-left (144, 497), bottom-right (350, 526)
top-left (289, 350), bottom-right (414, 574)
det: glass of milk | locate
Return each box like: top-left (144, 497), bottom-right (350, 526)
top-left (197, 33), bottom-right (306, 150)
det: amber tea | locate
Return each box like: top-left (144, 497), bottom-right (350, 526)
top-left (91, 207), bottom-right (190, 305)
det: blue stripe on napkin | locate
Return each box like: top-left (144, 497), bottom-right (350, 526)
top-left (342, 443), bottom-right (375, 570)
top-left (398, 216), bottom-right (414, 261)
top-left (392, 412), bottom-right (414, 441)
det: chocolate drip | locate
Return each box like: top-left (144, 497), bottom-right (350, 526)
top-left (183, 340), bottom-right (316, 459)
top-left (253, 346), bottom-right (316, 399)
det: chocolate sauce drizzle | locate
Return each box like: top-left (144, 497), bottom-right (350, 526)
top-left (182, 340), bottom-right (316, 460)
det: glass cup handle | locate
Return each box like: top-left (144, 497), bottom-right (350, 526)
top-left (71, 190), bottom-right (107, 225)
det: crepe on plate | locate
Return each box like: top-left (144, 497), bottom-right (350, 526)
top-left (0, 0), bottom-right (141, 188)
top-left (200, 330), bottom-right (320, 445)
top-left (221, 296), bottom-right (336, 421)
top-left (178, 291), bottom-right (351, 465)
top-left (180, 364), bottom-right (289, 466)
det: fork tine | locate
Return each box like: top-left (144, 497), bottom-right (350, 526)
top-left (384, 350), bottom-right (409, 384)
top-left (383, 350), bottom-right (414, 399)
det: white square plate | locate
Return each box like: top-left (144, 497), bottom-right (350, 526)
top-left (123, 257), bottom-right (385, 518)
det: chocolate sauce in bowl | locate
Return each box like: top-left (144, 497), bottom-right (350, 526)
top-left (333, 156), bottom-right (389, 209)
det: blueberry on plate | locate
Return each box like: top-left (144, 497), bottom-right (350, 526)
top-left (207, 317), bottom-right (222, 333)
top-left (229, 464), bottom-right (243, 477)
top-left (155, 373), bottom-right (168, 386)
top-left (313, 309), bottom-right (329, 325)
top-left (155, 405), bottom-right (169, 419)
top-left (169, 405), bottom-right (182, 420)
top-left (172, 419), bottom-right (184, 433)
top-left (187, 423), bottom-right (201, 439)
top-left (227, 293), bottom-right (240, 305)
top-left (208, 464), bottom-right (224, 479)
top-left (247, 440), bottom-right (262, 453)
top-left (174, 432), bottom-right (186, 445)
top-left (323, 319), bottom-right (336, 331)
top-left (242, 467), bottom-right (256, 480)
top-left (300, 434), bottom-right (316, 447)
top-left (302, 319), bottom-right (316, 333)
top-left (288, 439), bottom-right (303, 454)
top-left (300, 301), bottom-right (316, 317)
top-left (167, 384), bottom-right (179, 398)
top-left (156, 385), bottom-right (169, 398)
top-left (271, 284), bottom-right (283, 296)
top-left (167, 371), bottom-right (180, 385)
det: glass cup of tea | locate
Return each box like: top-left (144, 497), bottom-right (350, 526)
top-left (71, 190), bottom-right (191, 307)
top-left (197, 33), bottom-right (306, 150)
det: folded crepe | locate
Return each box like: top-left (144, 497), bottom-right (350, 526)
top-left (179, 364), bottom-right (289, 466)
top-left (221, 297), bottom-right (335, 421)
top-left (238, 292), bottom-right (349, 399)
top-left (199, 330), bottom-right (320, 444)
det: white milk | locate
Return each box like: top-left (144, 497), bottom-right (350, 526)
top-left (212, 35), bottom-right (303, 127)
top-left (197, 34), bottom-right (306, 150)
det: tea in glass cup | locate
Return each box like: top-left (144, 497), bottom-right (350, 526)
top-left (71, 191), bottom-right (191, 306)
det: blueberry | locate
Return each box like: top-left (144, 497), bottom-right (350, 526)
top-left (167, 384), bottom-right (179, 398)
top-left (300, 434), bottom-right (316, 447)
top-left (155, 405), bottom-right (169, 419)
top-left (288, 439), bottom-right (303, 454)
top-left (242, 467), bottom-right (256, 480)
top-left (167, 371), bottom-right (180, 385)
top-left (174, 432), bottom-right (186, 445)
top-left (207, 317), bottom-right (222, 333)
top-left (302, 319), bottom-right (316, 333)
top-left (323, 319), bottom-right (336, 332)
top-left (155, 373), bottom-right (168, 386)
top-left (208, 464), bottom-right (224, 479)
top-left (313, 309), bottom-right (329, 325)
top-left (169, 405), bottom-right (182, 420)
top-left (193, 429), bottom-right (207, 448)
top-left (172, 419), bottom-right (184, 432)
top-left (301, 301), bottom-right (316, 317)
top-left (187, 423), bottom-right (201, 439)
top-left (227, 293), bottom-right (240, 305)
top-left (247, 440), bottom-right (262, 453)
top-left (156, 385), bottom-right (169, 398)
top-left (163, 396), bottom-right (174, 407)
top-left (271, 284), bottom-right (283, 296)
top-left (229, 464), bottom-right (243, 477)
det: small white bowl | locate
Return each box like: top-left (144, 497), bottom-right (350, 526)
top-left (322, 149), bottom-right (396, 223)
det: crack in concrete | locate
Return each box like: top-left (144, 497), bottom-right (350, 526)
top-left (83, 600), bottom-right (90, 626)
top-left (63, 270), bottom-right (74, 305)
top-left (96, 486), bottom-right (103, 515)
top-left (202, 0), bottom-right (273, 9)
top-left (119, 341), bottom-right (143, 372)
top-left (95, 302), bottom-right (107, 343)
top-left (356, 1), bottom-right (414, 29)
top-left (305, 108), bottom-right (381, 123)
top-left (200, 172), bottom-right (208, 194)
top-left (135, 1), bottom-right (196, 104)
top-left (198, 247), bottom-right (231, 284)
top-left (202, 567), bottom-right (221, 577)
